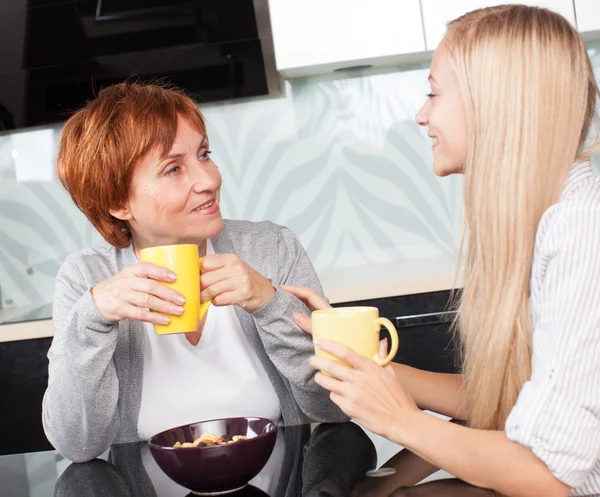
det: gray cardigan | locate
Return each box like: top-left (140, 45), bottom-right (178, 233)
top-left (42, 220), bottom-right (346, 462)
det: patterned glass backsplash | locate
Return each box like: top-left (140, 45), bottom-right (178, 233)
top-left (1, 41), bottom-right (599, 320)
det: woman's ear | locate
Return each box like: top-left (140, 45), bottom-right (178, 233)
top-left (109, 206), bottom-right (133, 221)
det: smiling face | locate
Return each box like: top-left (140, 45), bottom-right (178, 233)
top-left (110, 115), bottom-right (224, 250)
top-left (415, 38), bottom-right (468, 176)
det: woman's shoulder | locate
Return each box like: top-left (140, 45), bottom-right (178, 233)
top-left (537, 163), bottom-right (600, 243)
top-left (59, 243), bottom-right (133, 285)
top-left (220, 219), bottom-right (303, 251)
top-left (218, 220), bottom-right (309, 276)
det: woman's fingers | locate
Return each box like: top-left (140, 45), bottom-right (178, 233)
top-left (201, 278), bottom-right (235, 303)
top-left (293, 312), bottom-right (313, 334)
top-left (379, 338), bottom-right (388, 358)
top-left (199, 253), bottom-right (231, 272)
top-left (313, 339), bottom-right (372, 370)
top-left (129, 262), bottom-right (177, 282)
top-left (313, 371), bottom-right (348, 395)
top-left (131, 290), bottom-right (184, 316)
top-left (205, 290), bottom-right (237, 307)
top-left (124, 305), bottom-right (171, 325)
top-left (132, 278), bottom-right (186, 306)
top-left (280, 285), bottom-right (331, 311)
top-left (310, 355), bottom-right (355, 382)
top-left (199, 261), bottom-right (236, 289)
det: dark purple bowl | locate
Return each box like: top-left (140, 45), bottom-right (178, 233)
top-left (148, 417), bottom-right (277, 495)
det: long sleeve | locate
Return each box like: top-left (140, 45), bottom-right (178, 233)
top-left (505, 201), bottom-right (600, 489)
top-left (42, 256), bottom-right (121, 462)
top-left (251, 227), bottom-right (348, 423)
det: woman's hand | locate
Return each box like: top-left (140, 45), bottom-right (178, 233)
top-left (91, 262), bottom-right (186, 325)
top-left (280, 285), bottom-right (332, 312)
top-left (310, 339), bottom-right (419, 443)
top-left (200, 254), bottom-right (276, 313)
top-left (280, 284), bottom-right (331, 335)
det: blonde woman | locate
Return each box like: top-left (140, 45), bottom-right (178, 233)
top-left (284, 5), bottom-right (600, 497)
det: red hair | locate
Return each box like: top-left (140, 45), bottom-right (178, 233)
top-left (57, 82), bottom-right (207, 248)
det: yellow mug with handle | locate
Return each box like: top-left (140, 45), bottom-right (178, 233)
top-left (311, 307), bottom-right (399, 372)
top-left (139, 244), bottom-right (211, 335)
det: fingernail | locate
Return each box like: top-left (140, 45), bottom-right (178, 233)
top-left (160, 316), bottom-right (171, 325)
top-left (175, 306), bottom-right (185, 315)
top-left (168, 272), bottom-right (177, 280)
top-left (313, 339), bottom-right (321, 346)
top-left (176, 295), bottom-right (186, 304)
top-left (293, 312), bottom-right (304, 323)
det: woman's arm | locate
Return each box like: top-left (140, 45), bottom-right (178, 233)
top-left (391, 364), bottom-right (468, 420)
top-left (397, 411), bottom-right (570, 497)
top-left (251, 227), bottom-right (348, 423)
top-left (282, 284), bottom-right (467, 421)
top-left (42, 256), bottom-right (120, 462)
top-left (310, 340), bottom-right (570, 497)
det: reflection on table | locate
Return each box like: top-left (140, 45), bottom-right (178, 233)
top-left (54, 422), bottom-right (376, 497)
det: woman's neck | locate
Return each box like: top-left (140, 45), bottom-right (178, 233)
top-left (131, 237), bottom-right (208, 261)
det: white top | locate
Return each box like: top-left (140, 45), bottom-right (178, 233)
top-left (137, 240), bottom-right (281, 441)
top-left (505, 161), bottom-right (600, 496)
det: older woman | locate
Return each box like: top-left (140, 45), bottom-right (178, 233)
top-left (42, 82), bottom-right (345, 463)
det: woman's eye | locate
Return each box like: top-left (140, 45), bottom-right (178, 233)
top-left (166, 165), bottom-right (180, 175)
top-left (427, 92), bottom-right (436, 98)
top-left (200, 150), bottom-right (212, 160)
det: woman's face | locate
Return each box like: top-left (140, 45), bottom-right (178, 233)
top-left (415, 38), bottom-right (468, 176)
top-left (111, 115), bottom-right (224, 248)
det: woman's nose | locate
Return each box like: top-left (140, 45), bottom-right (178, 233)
top-left (191, 165), bottom-right (221, 193)
top-left (415, 103), bottom-right (428, 126)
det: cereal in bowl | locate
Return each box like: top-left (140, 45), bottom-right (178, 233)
top-left (172, 433), bottom-right (248, 448)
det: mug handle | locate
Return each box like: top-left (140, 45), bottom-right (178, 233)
top-left (373, 318), bottom-right (399, 367)
top-left (198, 257), bottom-right (212, 320)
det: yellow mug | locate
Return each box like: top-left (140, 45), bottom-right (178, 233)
top-left (311, 307), bottom-right (399, 370)
top-left (139, 244), bottom-right (211, 335)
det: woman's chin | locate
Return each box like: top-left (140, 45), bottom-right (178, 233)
top-left (433, 160), bottom-right (463, 177)
top-left (152, 216), bottom-right (225, 245)
top-left (193, 215), bottom-right (224, 240)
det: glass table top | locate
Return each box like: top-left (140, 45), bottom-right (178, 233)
top-left (0, 421), bottom-right (494, 497)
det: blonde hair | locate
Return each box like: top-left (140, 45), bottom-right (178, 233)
top-left (448, 5), bottom-right (600, 430)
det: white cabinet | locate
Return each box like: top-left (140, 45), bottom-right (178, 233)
top-left (575, 0), bottom-right (600, 34)
top-left (268, 0), bottom-right (425, 78)
top-left (421, 0), bottom-right (577, 50)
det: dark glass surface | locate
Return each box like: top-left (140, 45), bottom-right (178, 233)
top-left (0, 423), bottom-right (377, 496)
top-left (0, 0), bottom-right (275, 130)
top-left (0, 422), bottom-right (493, 496)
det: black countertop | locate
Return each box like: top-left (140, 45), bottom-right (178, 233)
top-left (0, 421), bottom-right (492, 497)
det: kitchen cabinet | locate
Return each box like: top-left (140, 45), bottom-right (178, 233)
top-left (268, 0), bottom-right (425, 78)
top-left (421, 0), bottom-right (577, 50)
top-left (575, 0), bottom-right (600, 34)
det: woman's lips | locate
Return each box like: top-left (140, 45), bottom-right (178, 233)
top-left (191, 199), bottom-right (220, 215)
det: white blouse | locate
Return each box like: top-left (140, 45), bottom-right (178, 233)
top-left (137, 240), bottom-right (282, 440)
top-left (505, 160), bottom-right (600, 496)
